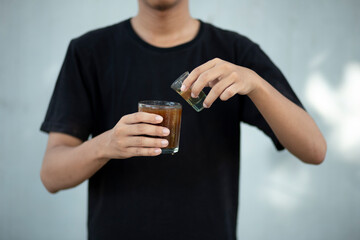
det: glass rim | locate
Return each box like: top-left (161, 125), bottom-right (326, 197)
top-left (138, 100), bottom-right (182, 109)
top-left (171, 71), bottom-right (189, 90)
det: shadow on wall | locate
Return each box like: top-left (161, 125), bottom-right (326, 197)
top-left (247, 58), bottom-right (360, 217)
top-left (305, 60), bottom-right (360, 161)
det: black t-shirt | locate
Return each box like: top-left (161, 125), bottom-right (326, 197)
top-left (41, 19), bottom-right (303, 240)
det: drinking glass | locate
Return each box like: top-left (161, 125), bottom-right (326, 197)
top-left (138, 100), bottom-right (182, 154)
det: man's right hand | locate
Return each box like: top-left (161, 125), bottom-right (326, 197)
top-left (40, 112), bottom-right (169, 193)
top-left (101, 112), bottom-right (170, 159)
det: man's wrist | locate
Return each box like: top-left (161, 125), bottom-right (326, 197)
top-left (247, 74), bottom-right (267, 100)
top-left (88, 132), bottom-right (111, 165)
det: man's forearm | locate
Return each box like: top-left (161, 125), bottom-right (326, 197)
top-left (41, 112), bottom-right (170, 193)
top-left (41, 132), bottom-right (110, 193)
top-left (248, 78), bottom-right (326, 164)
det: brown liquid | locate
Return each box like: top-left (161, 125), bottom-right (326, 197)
top-left (138, 107), bottom-right (182, 150)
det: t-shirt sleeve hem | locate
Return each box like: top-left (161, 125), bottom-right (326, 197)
top-left (261, 128), bottom-right (285, 151)
top-left (257, 125), bottom-right (285, 151)
top-left (273, 138), bottom-right (285, 151)
top-left (40, 121), bottom-right (90, 141)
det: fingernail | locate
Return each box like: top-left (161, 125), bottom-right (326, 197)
top-left (155, 115), bottom-right (163, 122)
top-left (161, 140), bottom-right (168, 146)
top-left (180, 85), bottom-right (186, 91)
top-left (163, 128), bottom-right (170, 135)
top-left (191, 92), bottom-right (197, 98)
top-left (154, 149), bottom-right (161, 154)
top-left (203, 103), bottom-right (208, 108)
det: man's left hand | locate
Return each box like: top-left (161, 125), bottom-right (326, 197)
top-left (181, 58), bottom-right (261, 108)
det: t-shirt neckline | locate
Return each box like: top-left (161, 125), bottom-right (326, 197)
top-left (124, 18), bottom-right (204, 53)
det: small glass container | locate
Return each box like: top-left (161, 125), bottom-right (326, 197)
top-left (171, 71), bottom-right (207, 112)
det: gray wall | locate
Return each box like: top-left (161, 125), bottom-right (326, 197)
top-left (1, 0), bottom-right (359, 239)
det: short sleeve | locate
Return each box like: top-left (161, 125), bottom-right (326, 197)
top-left (40, 40), bottom-right (94, 141)
top-left (239, 44), bottom-right (304, 150)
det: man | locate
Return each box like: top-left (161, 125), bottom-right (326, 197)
top-left (40, 0), bottom-right (326, 239)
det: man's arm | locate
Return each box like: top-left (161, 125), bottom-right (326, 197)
top-left (41, 132), bottom-right (108, 193)
top-left (40, 112), bottom-right (170, 193)
top-left (181, 58), bottom-right (326, 164)
top-left (247, 79), bottom-right (326, 164)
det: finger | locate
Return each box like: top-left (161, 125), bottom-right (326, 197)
top-left (208, 79), bottom-right (219, 88)
top-left (219, 83), bottom-right (239, 101)
top-left (122, 112), bottom-right (163, 124)
top-left (203, 75), bottom-right (236, 108)
top-left (128, 136), bottom-right (168, 148)
top-left (127, 124), bottom-right (170, 137)
top-left (127, 147), bottom-right (162, 157)
top-left (181, 58), bottom-right (221, 92)
top-left (191, 65), bottom-right (225, 98)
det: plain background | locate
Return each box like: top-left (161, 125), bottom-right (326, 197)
top-left (1, 0), bottom-right (359, 239)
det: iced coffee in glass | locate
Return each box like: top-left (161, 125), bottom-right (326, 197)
top-left (138, 100), bottom-right (182, 154)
